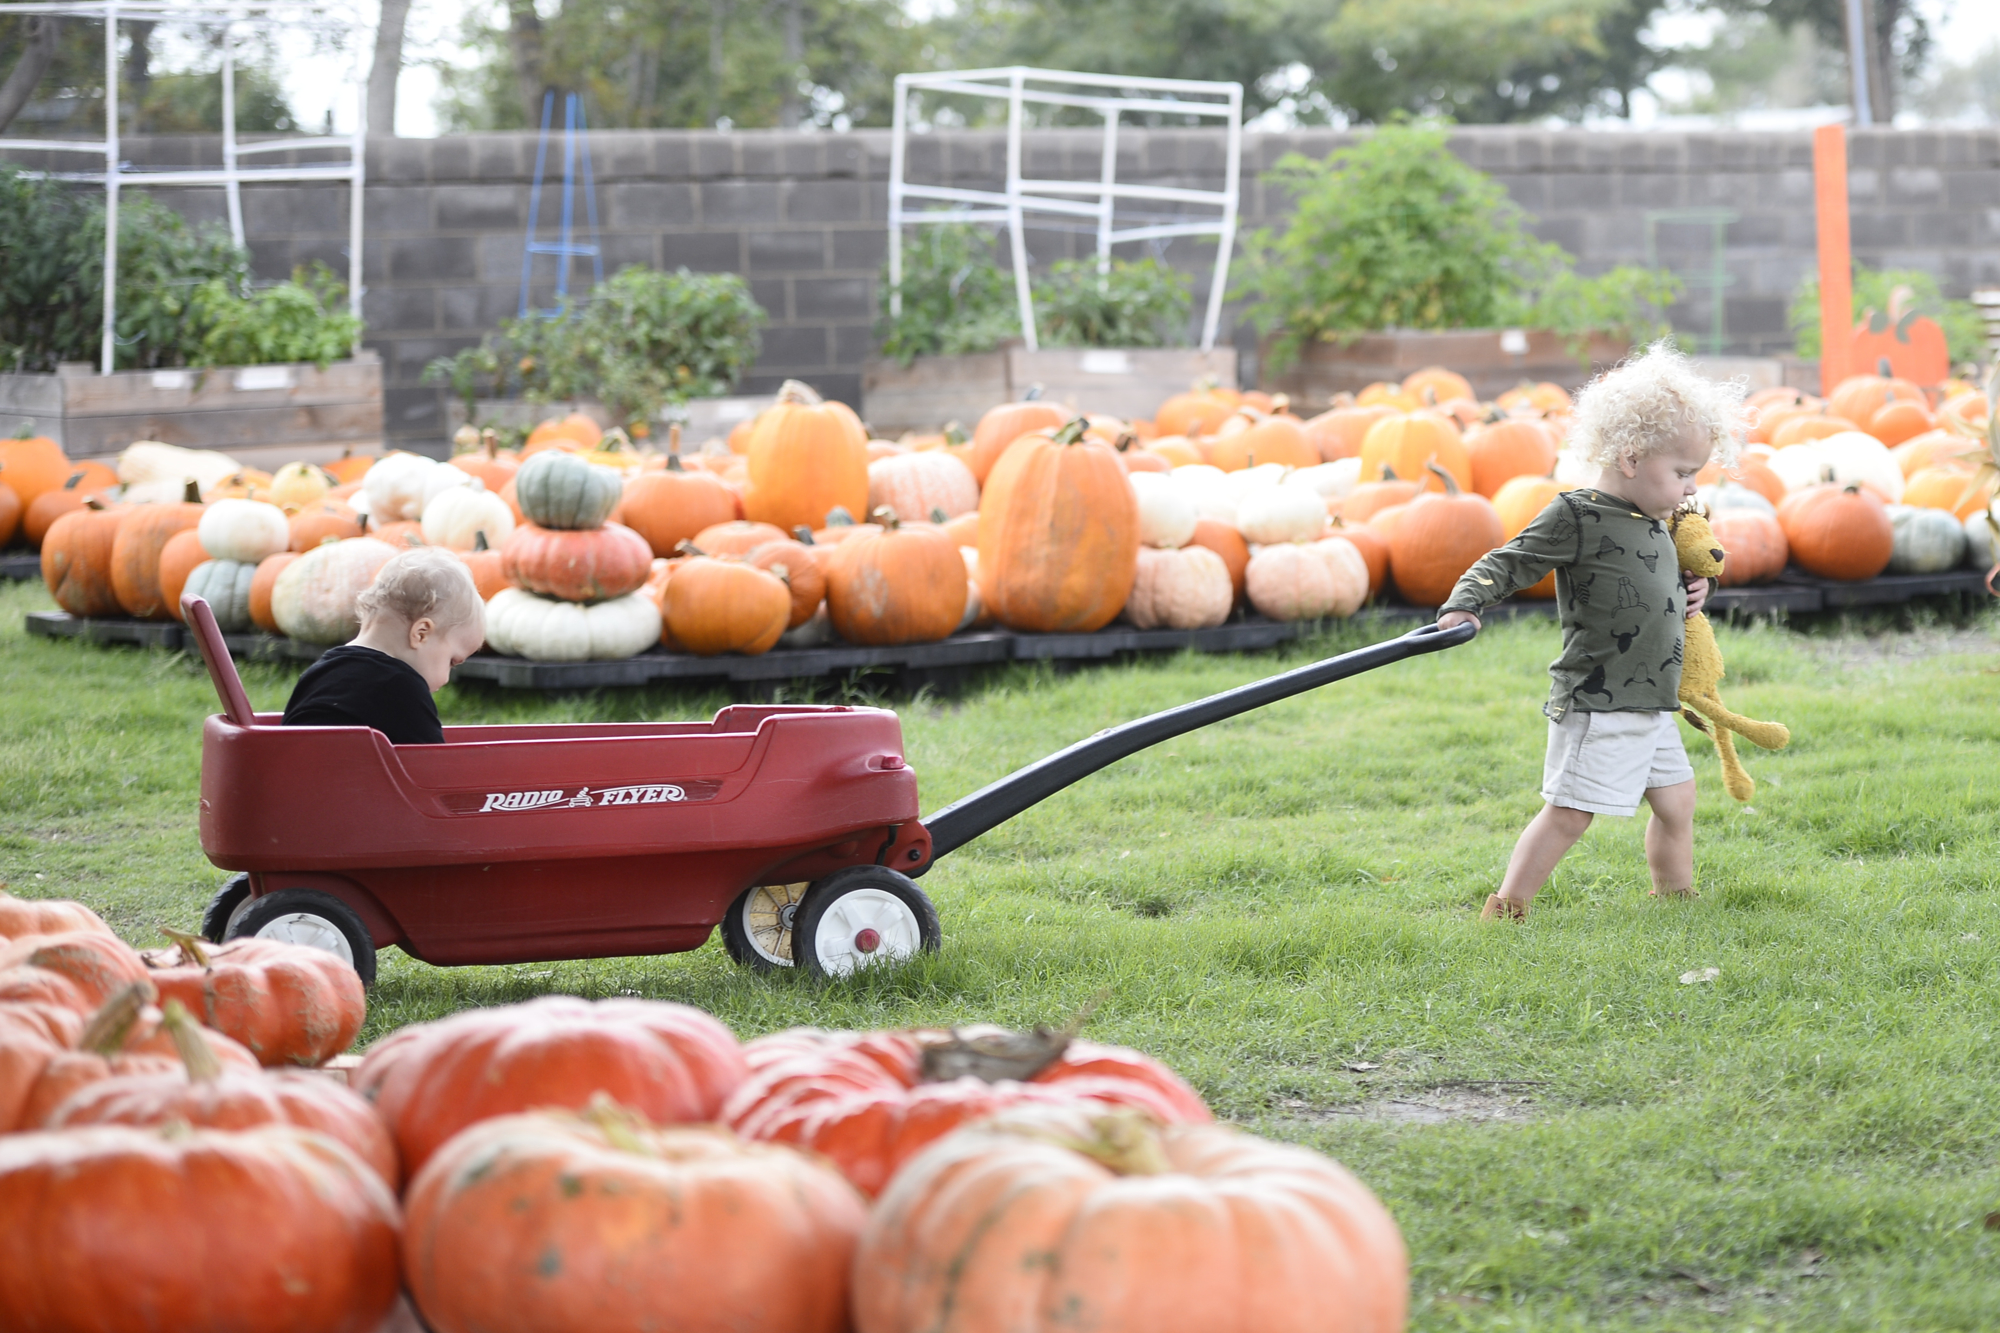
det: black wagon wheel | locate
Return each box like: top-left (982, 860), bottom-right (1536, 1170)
top-left (720, 883), bottom-right (809, 971)
top-left (200, 873), bottom-right (253, 944)
top-left (791, 866), bottom-right (940, 979)
top-left (226, 887), bottom-right (377, 986)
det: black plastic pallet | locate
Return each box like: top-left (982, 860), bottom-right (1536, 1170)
top-left (25, 610), bottom-right (185, 649)
top-left (1, 553), bottom-right (44, 582)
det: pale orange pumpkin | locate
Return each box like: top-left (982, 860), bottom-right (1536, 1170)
top-left (1490, 474), bottom-right (1571, 599)
top-left (968, 401), bottom-right (1069, 484)
top-left (868, 449), bottom-right (980, 521)
top-left (1185, 519), bottom-right (1249, 599)
top-left (0, 434), bottom-right (72, 512)
top-left (1153, 384), bottom-right (1240, 439)
top-left (156, 528), bottom-right (211, 621)
top-left (286, 500), bottom-right (363, 551)
top-left (1401, 365), bottom-right (1473, 404)
top-left (1866, 398), bottom-right (1937, 447)
top-left (1695, 457), bottom-right (1786, 507)
top-left (1205, 412), bottom-right (1319, 472)
top-left (1339, 470), bottom-right (1423, 525)
top-left (1711, 511), bottom-right (1788, 586)
top-left (690, 520), bottom-right (790, 557)
top-left (1826, 373), bottom-right (1923, 428)
top-left (1302, 405), bottom-right (1398, 463)
top-left (1358, 411), bottom-right (1472, 493)
top-left (1770, 413), bottom-right (1862, 447)
top-left (744, 380), bottom-right (871, 531)
top-left (825, 511), bottom-right (967, 645)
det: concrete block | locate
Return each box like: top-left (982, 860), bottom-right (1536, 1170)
top-left (365, 285), bottom-right (438, 333)
top-left (1889, 167), bottom-right (1943, 199)
top-left (832, 228), bottom-right (887, 270)
top-left (740, 139), bottom-right (785, 179)
top-left (783, 139), bottom-right (828, 177)
top-left (667, 232), bottom-right (743, 272)
top-left (470, 136), bottom-right (524, 181)
top-left (1618, 173), bottom-right (1684, 209)
top-left (428, 138), bottom-right (471, 182)
top-left (751, 278), bottom-right (790, 319)
top-left (608, 182), bottom-right (697, 228)
top-left (595, 133), bottom-right (653, 179)
top-left (787, 180), bottom-right (866, 223)
top-left (652, 136), bottom-right (693, 177)
top-left (366, 185), bottom-right (436, 233)
top-left (700, 181), bottom-right (785, 225)
top-left (826, 138), bottom-right (871, 179)
top-left (432, 286), bottom-right (488, 332)
top-left (1911, 211), bottom-right (1976, 246)
top-left (435, 185), bottom-right (528, 230)
top-left (1945, 172), bottom-right (2000, 208)
top-left (1493, 174), bottom-right (1551, 212)
top-left (385, 386), bottom-right (444, 442)
top-left (757, 325), bottom-right (830, 368)
top-left (1849, 212), bottom-right (1907, 247)
top-left (832, 323), bottom-right (878, 366)
top-left (390, 236), bottom-right (478, 281)
top-left (904, 138), bottom-right (945, 181)
top-left (1550, 173), bottom-right (1610, 211)
top-left (1727, 213), bottom-right (1784, 248)
top-left (1726, 294), bottom-right (1789, 337)
top-left (794, 276), bottom-right (872, 320)
top-left (749, 230), bottom-right (828, 271)
top-left (599, 233), bottom-right (659, 270)
top-left (370, 136), bottom-right (430, 183)
top-left (695, 137), bottom-right (738, 179)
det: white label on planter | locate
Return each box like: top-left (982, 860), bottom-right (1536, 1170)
top-left (233, 366), bottom-right (295, 392)
top-left (1080, 350), bottom-right (1132, 375)
top-left (150, 370), bottom-right (190, 390)
top-left (1499, 329), bottom-right (1530, 356)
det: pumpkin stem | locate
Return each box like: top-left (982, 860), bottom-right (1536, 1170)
top-left (929, 507), bottom-right (948, 525)
top-left (85, 497), bottom-right (106, 511)
top-left (182, 479), bottom-right (201, 504)
top-left (674, 539), bottom-right (710, 558)
top-left (79, 980), bottom-right (159, 1056)
top-left (792, 525), bottom-right (816, 545)
top-left (944, 422), bottom-right (969, 446)
top-left (822, 505), bottom-right (855, 528)
top-left (160, 999), bottom-right (224, 1083)
top-left (580, 1091), bottom-right (658, 1155)
top-left (157, 925), bottom-right (210, 969)
top-left (1023, 382), bottom-right (1045, 401)
top-left (775, 379), bottom-right (824, 407)
top-left (871, 505), bottom-right (900, 530)
top-left (1046, 1109), bottom-right (1172, 1177)
top-left (665, 452), bottom-right (685, 473)
top-left (473, 530), bottom-right (490, 553)
top-left (1055, 418), bottom-right (1091, 446)
top-left (1425, 462), bottom-right (1462, 496)
top-left (63, 472), bottom-right (82, 491)
top-left (667, 423), bottom-right (682, 457)
top-left (1379, 464), bottom-right (1400, 482)
top-left (1271, 393), bottom-right (1290, 415)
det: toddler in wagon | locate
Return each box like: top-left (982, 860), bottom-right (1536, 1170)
top-left (1435, 343), bottom-right (1744, 919)
top-left (282, 547), bottom-right (486, 745)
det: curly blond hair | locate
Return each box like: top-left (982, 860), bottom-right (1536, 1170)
top-left (1566, 340), bottom-right (1745, 470)
top-left (356, 547), bottom-right (483, 631)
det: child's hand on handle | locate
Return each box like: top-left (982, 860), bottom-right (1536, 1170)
top-left (1684, 571), bottom-right (1711, 618)
top-left (1437, 610), bottom-right (1482, 635)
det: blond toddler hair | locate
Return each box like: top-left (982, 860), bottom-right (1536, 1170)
top-left (357, 547), bottom-right (484, 632)
top-left (1566, 340), bottom-right (1747, 471)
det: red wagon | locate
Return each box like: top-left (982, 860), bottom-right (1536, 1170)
top-left (183, 595), bottom-right (1468, 980)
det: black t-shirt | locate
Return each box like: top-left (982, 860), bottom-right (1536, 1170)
top-left (282, 644), bottom-right (444, 745)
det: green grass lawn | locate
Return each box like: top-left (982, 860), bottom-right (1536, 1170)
top-left (6, 576), bottom-right (2000, 1330)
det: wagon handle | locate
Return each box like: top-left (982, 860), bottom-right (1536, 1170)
top-left (180, 595), bottom-right (259, 728)
top-left (915, 620), bottom-right (1476, 868)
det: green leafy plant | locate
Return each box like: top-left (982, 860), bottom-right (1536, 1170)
top-left (1036, 258), bottom-right (1192, 349)
top-left (1788, 266), bottom-right (1988, 369)
top-left (875, 223), bottom-right (1020, 364)
top-left (1233, 121), bottom-right (1680, 370)
top-left (190, 264), bottom-right (362, 369)
top-left (424, 266), bottom-right (765, 428)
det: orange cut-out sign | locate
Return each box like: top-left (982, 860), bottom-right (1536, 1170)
top-left (1850, 309), bottom-right (1949, 385)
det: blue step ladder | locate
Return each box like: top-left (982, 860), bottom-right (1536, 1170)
top-left (519, 91), bottom-right (605, 319)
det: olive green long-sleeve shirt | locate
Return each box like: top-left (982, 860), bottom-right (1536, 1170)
top-left (1441, 488), bottom-right (1684, 720)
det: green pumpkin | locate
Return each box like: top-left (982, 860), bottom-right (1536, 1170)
top-left (514, 451), bottom-right (622, 530)
top-left (182, 559), bottom-right (259, 633)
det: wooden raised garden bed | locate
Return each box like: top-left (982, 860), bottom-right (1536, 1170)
top-left (862, 347), bottom-right (1238, 435)
top-left (1262, 330), bottom-right (1629, 405)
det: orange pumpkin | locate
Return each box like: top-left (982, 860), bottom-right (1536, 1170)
top-left (0, 890), bottom-right (111, 942)
top-left (1116, 436), bottom-right (1171, 474)
top-left (968, 401), bottom-right (1068, 484)
top-left (501, 521), bottom-right (653, 602)
top-left (1366, 502), bottom-right (1409, 540)
top-left (824, 512), bottom-right (967, 646)
top-left (1711, 511), bottom-right (1788, 586)
top-left (1356, 381), bottom-right (1420, 411)
top-left (1146, 436), bottom-right (1205, 469)
top-left (287, 499), bottom-right (363, 551)
top-left (40, 503), bottom-right (126, 617)
top-left (665, 556), bottom-right (793, 655)
top-left (1302, 404), bottom-right (1397, 463)
top-left (1826, 373), bottom-right (1923, 428)
top-left (977, 419), bottom-right (1139, 633)
top-left (1402, 365), bottom-right (1473, 404)
top-left (690, 520), bottom-right (789, 557)
top-left (1496, 381), bottom-right (1573, 414)
top-left (1770, 413), bottom-right (1862, 447)
top-left (1340, 471), bottom-right (1423, 525)
top-left (201, 468), bottom-right (275, 504)
top-left (452, 436), bottom-right (521, 491)
top-left (1778, 480), bottom-right (1892, 581)
top-left (1465, 418), bottom-right (1557, 498)
top-left (0, 433), bottom-right (71, 512)
top-left (1696, 457), bottom-right (1787, 507)
top-left (453, 531), bottom-right (509, 601)
top-left (939, 511), bottom-right (981, 549)
top-left (1491, 474), bottom-right (1571, 599)
top-left (1891, 429), bottom-right (1979, 478)
top-left (619, 456), bottom-right (740, 557)
top-left (108, 481), bottom-right (206, 619)
top-left (1206, 413), bottom-right (1319, 472)
top-left (1866, 398), bottom-right (1936, 447)
top-left (744, 538), bottom-right (827, 629)
top-left (1330, 519), bottom-right (1389, 597)
top-left (743, 380), bottom-right (870, 532)
top-left (0, 481), bottom-right (20, 547)
top-left (367, 518), bottom-right (427, 548)
top-left (1186, 519), bottom-right (1249, 599)
top-left (22, 465), bottom-right (115, 547)
top-left (1154, 384), bottom-right (1240, 439)
top-left (139, 932), bottom-right (366, 1069)
top-left (248, 552), bottom-right (299, 632)
top-left (1387, 466), bottom-right (1503, 606)
top-left (852, 1102), bottom-right (1407, 1333)
top-left (156, 528), bottom-right (211, 621)
top-left (1358, 411), bottom-right (1471, 493)
top-left (1903, 465), bottom-right (1990, 519)
top-left (322, 449), bottom-right (376, 484)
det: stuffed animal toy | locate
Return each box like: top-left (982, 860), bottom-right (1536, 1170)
top-left (1669, 504), bottom-right (1790, 801)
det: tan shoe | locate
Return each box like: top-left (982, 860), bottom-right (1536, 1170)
top-left (1647, 887), bottom-right (1700, 899)
top-left (1481, 894), bottom-right (1527, 921)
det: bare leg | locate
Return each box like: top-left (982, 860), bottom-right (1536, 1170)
top-left (1643, 780), bottom-right (1697, 897)
top-left (1495, 804), bottom-right (1594, 909)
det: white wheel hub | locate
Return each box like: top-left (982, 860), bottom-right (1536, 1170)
top-left (252, 912), bottom-right (355, 966)
top-left (742, 883), bottom-right (805, 967)
top-left (811, 888), bottom-right (922, 976)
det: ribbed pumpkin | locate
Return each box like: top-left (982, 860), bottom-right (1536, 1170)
top-left (248, 552), bottom-right (299, 632)
top-left (403, 1107), bottom-right (866, 1333)
top-left (1125, 545), bottom-right (1234, 629)
top-left (1887, 503), bottom-right (1967, 573)
top-left (618, 457), bottom-right (739, 557)
top-left (287, 500), bottom-right (363, 551)
top-left (265, 461), bottom-right (334, 510)
top-left (977, 419), bottom-right (1139, 633)
top-left (0, 890), bottom-right (110, 942)
top-left (0, 433), bottom-right (70, 511)
top-left (180, 560), bottom-right (258, 631)
top-left (1302, 405), bottom-right (1397, 463)
top-left (1710, 510), bottom-right (1787, 586)
top-left (1466, 418), bottom-right (1558, 497)
top-left (1358, 412), bottom-right (1471, 493)
top-left (744, 538), bottom-right (827, 629)
top-left (1206, 413), bottom-right (1318, 472)
top-left (853, 1103), bottom-right (1407, 1333)
top-left (868, 449), bottom-right (980, 521)
top-left (664, 556), bottom-right (792, 655)
top-left (1769, 413), bottom-right (1861, 447)
top-left (691, 519), bottom-right (789, 557)
top-left (1827, 373), bottom-right (1923, 428)
top-left (269, 537), bottom-right (399, 644)
top-left (1330, 520), bottom-right (1389, 597)
top-left (501, 521), bottom-right (652, 602)
top-left (483, 589), bottom-right (661, 661)
top-left (1154, 384), bottom-right (1239, 440)
top-left (1867, 399), bottom-right (1937, 447)
top-left (109, 480), bottom-right (206, 619)
top-left (1778, 480), bottom-right (1892, 580)
top-left (1388, 466), bottom-right (1504, 606)
top-left (139, 932), bottom-right (366, 1070)
top-left (1339, 470), bottom-right (1423, 524)
top-left (1244, 539), bottom-right (1369, 621)
top-left (1491, 474), bottom-right (1570, 598)
top-left (514, 450), bottom-right (623, 530)
top-left (1903, 465), bottom-right (1989, 519)
top-left (824, 512), bottom-right (967, 645)
top-left (744, 380), bottom-right (870, 531)
top-left (1402, 365), bottom-right (1473, 403)
top-left (1185, 518), bottom-right (1249, 598)
top-left (156, 528), bottom-right (211, 621)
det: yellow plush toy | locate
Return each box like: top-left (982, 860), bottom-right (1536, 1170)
top-left (1669, 505), bottom-right (1790, 801)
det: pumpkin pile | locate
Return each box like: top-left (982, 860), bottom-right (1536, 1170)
top-left (0, 884), bottom-right (1407, 1333)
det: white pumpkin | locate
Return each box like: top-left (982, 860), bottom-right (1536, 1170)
top-left (778, 603), bottom-right (834, 648)
top-left (1694, 481), bottom-right (1777, 517)
top-left (362, 451), bottom-right (440, 522)
top-left (1887, 503), bottom-right (1967, 574)
top-left (116, 441), bottom-right (242, 500)
top-left (1770, 434), bottom-right (1903, 504)
top-left (181, 559), bottom-right (259, 632)
top-left (422, 482), bottom-right (516, 551)
top-left (268, 461), bottom-right (334, 510)
top-left (484, 587), bottom-right (661, 661)
top-left (1235, 483), bottom-right (1327, 546)
top-left (1172, 464), bottom-right (1238, 527)
top-left (1289, 462), bottom-right (1359, 503)
top-left (1245, 543), bottom-right (1339, 621)
top-left (1217, 463), bottom-right (1290, 499)
top-left (1310, 536), bottom-right (1371, 618)
top-left (1124, 545), bottom-right (1233, 630)
top-left (957, 546), bottom-right (994, 631)
top-left (867, 451), bottom-right (980, 522)
top-left (1964, 508), bottom-right (1998, 570)
top-left (197, 498), bottom-right (290, 563)
top-left (1128, 472), bottom-right (1198, 550)
top-left (270, 537), bottom-right (399, 644)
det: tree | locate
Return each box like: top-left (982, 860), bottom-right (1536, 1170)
top-left (368, 0), bottom-right (414, 135)
top-left (0, 15), bottom-right (67, 134)
top-left (1708, 0), bottom-right (1929, 119)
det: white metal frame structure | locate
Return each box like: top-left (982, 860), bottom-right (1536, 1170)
top-left (0, 0), bottom-right (365, 373)
top-left (887, 66), bottom-right (1242, 353)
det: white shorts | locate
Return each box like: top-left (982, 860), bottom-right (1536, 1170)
top-left (1542, 709), bottom-right (1694, 816)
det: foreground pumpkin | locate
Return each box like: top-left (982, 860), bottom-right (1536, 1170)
top-left (745, 380), bottom-right (871, 531)
top-left (139, 930), bottom-right (365, 1068)
top-left (724, 1024), bottom-right (1210, 1198)
top-left (0, 929), bottom-right (149, 1015)
top-left (404, 1104), bottom-right (866, 1333)
top-left (47, 1000), bottom-right (396, 1188)
top-left (977, 419), bottom-right (1139, 633)
top-left (825, 511), bottom-right (967, 645)
top-left (1387, 466), bottom-right (1505, 606)
top-left (855, 1102), bottom-right (1406, 1333)
top-left (619, 456), bottom-right (739, 556)
top-left (0, 1123), bottom-right (400, 1333)
top-left (351, 994), bottom-right (748, 1177)
top-left (0, 889), bottom-right (111, 943)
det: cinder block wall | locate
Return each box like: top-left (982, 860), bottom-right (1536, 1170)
top-left (10, 126), bottom-right (1997, 446)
